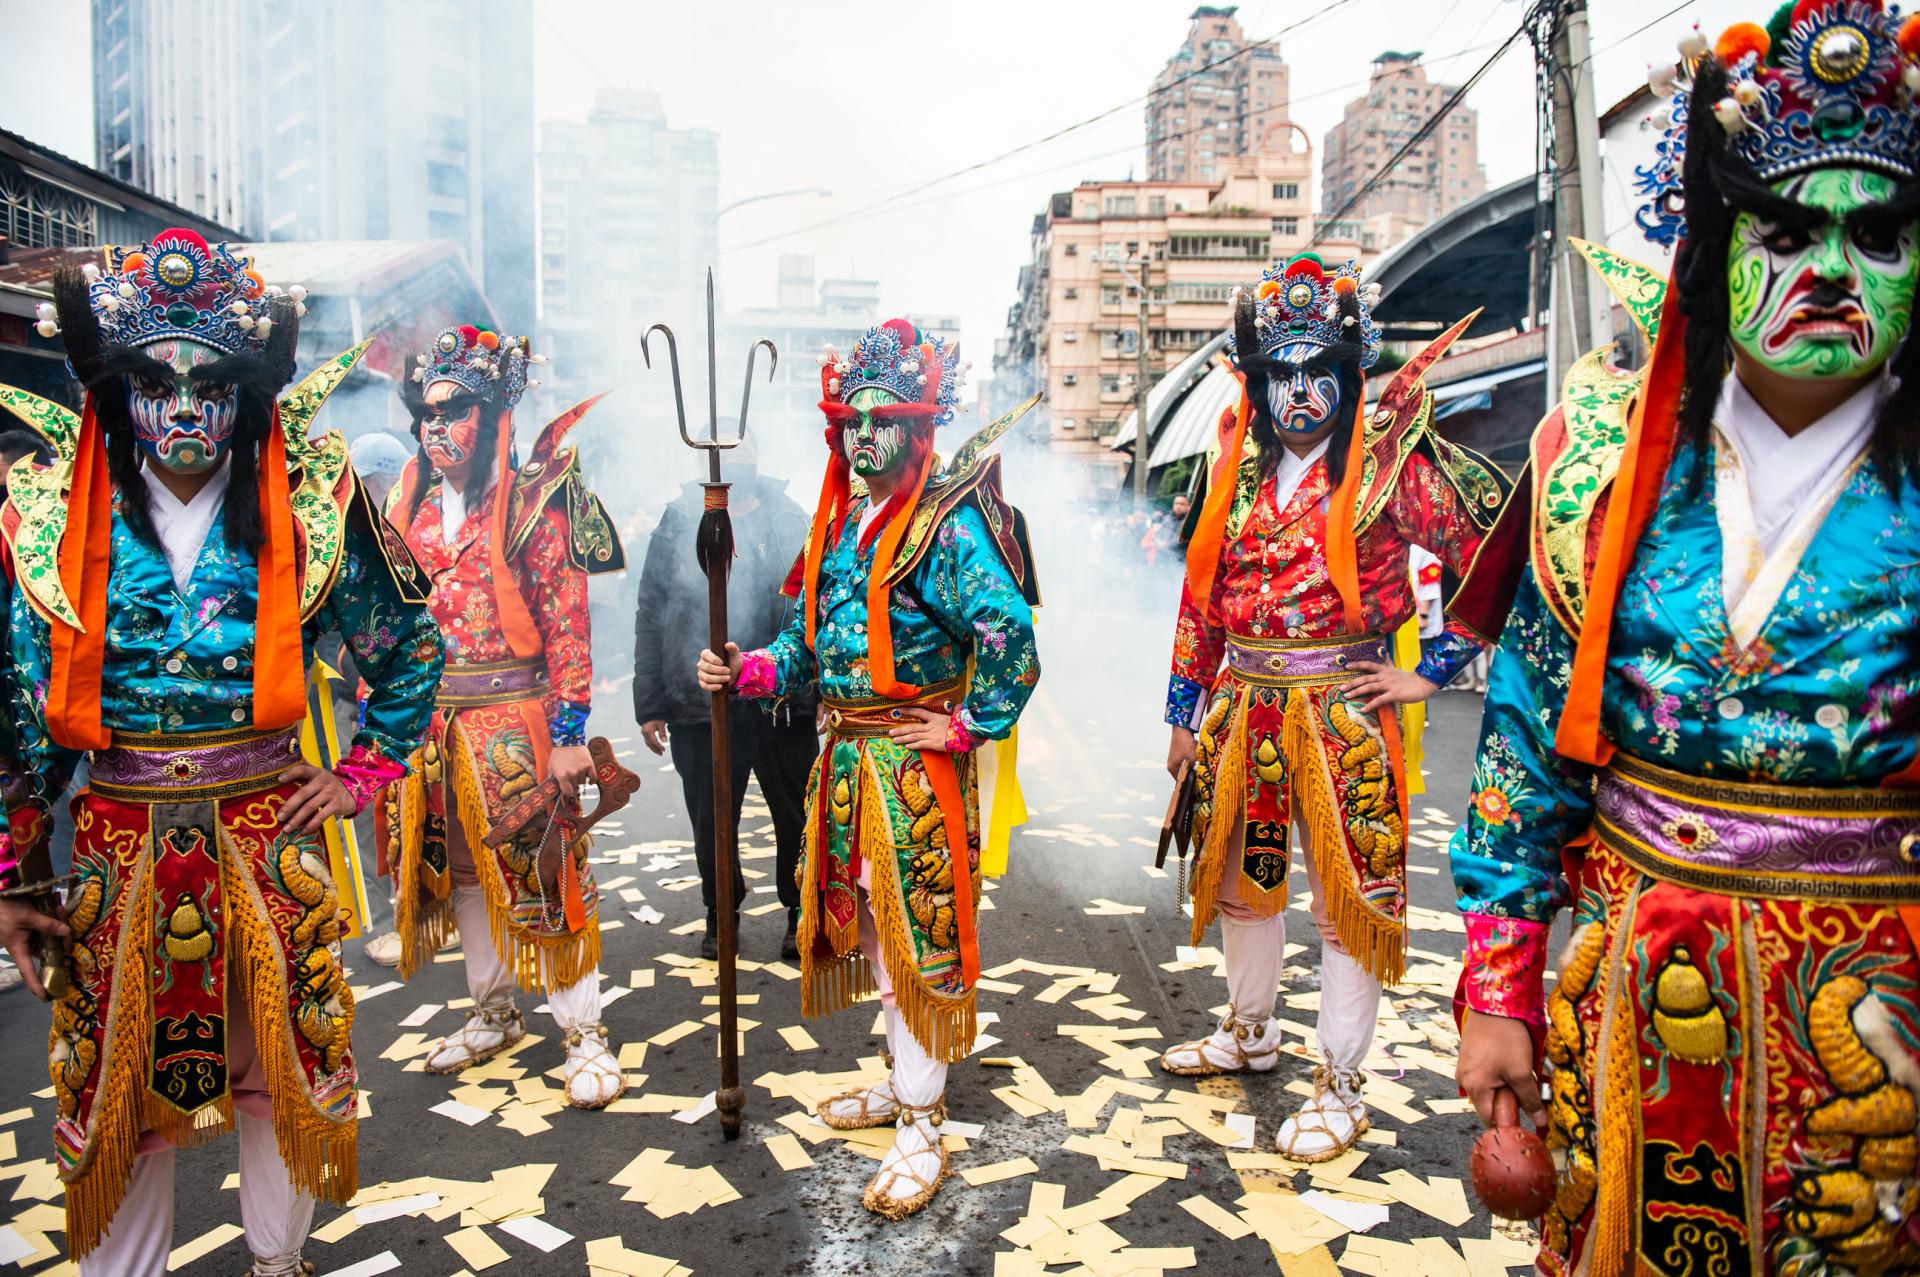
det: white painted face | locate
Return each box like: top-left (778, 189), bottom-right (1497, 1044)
top-left (1263, 340), bottom-right (1345, 435)
top-left (125, 337), bottom-right (238, 474)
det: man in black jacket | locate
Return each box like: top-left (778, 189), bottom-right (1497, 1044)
top-left (633, 429), bottom-right (818, 959)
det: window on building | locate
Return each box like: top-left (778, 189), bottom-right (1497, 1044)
top-left (1148, 195), bottom-right (1166, 216)
top-left (1271, 182), bottom-right (1299, 200)
top-left (1064, 243), bottom-right (1078, 256)
top-left (1100, 374), bottom-right (1123, 395)
top-left (1062, 373), bottom-right (1078, 386)
top-left (1104, 194), bottom-right (1137, 216)
top-left (1064, 287), bottom-right (1078, 299)
top-left (1272, 216), bottom-right (1300, 235)
top-left (1101, 286), bottom-right (1121, 306)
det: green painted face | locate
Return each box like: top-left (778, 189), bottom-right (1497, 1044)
top-left (842, 386), bottom-right (911, 477)
top-left (1727, 167), bottom-right (1919, 380)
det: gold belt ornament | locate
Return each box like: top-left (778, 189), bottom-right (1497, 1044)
top-left (89, 726), bottom-right (302, 803)
top-left (823, 679), bottom-right (967, 740)
top-left (1593, 752), bottom-right (1920, 904)
top-left (436, 656), bottom-right (549, 708)
top-left (1223, 632), bottom-right (1389, 688)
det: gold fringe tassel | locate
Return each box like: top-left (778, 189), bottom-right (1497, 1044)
top-left (1186, 690), bottom-right (1252, 949)
top-left (220, 834), bottom-right (357, 1207)
top-left (793, 758), bottom-right (861, 1011)
top-left (64, 841), bottom-right (158, 1258)
top-left (391, 761), bottom-right (456, 980)
top-left (1283, 688), bottom-right (1406, 986)
top-left (1585, 886), bottom-right (1642, 1272)
top-left (798, 756), bottom-right (977, 1063)
top-left (854, 762), bottom-right (978, 1064)
top-left (449, 727), bottom-right (601, 995)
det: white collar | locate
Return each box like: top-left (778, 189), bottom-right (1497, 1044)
top-left (1270, 436), bottom-right (1331, 515)
top-left (439, 469), bottom-right (492, 547)
top-left (1714, 368), bottom-right (1880, 554)
top-left (140, 456), bottom-right (231, 592)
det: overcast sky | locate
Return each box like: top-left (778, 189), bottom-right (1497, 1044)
top-left (5, 0), bottom-right (1756, 354)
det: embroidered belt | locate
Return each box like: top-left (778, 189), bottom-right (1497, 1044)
top-left (1594, 751), bottom-right (1920, 904)
top-left (437, 657), bottom-right (549, 708)
top-left (822, 679), bottom-right (967, 740)
top-left (1224, 632), bottom-right (1387, 688)
top-left (90, 726), bottom-right (302, 803)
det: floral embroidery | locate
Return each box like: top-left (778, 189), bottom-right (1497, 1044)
top-left (1457, 913), bottom-right (1549, 1024)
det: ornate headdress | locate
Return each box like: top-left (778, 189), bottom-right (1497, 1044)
top-left (1228, 253), bottom-right (1382, 369)
top-left (35, 227), bottom-right (304, 357)
top-left (1636, 0), bottom-right (1920, 246)
top-left (410, 323), bottom-right (540, 407)
top-left (818, 318), bottom-right (964, 427)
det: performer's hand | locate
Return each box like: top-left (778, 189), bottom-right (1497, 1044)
top-left (279, 761), bottom-right (356, 834)
top-left (1344, 660), bottom-right (1440, 713)
top-left (1458, 1009), bottom-right (1547, 1130)
top-left (640, 720), bottom-right (670, 756)
top-left (0, 899), bottom-right (66, 1001)
top-left (1167, 726), bottom-right (1197, 779)
top-left (550, 745), bottom-right (592, 798)
top-left (888, 708), bottom-right (950, 751)
top-left (696, 643), bottom-right (742, 693)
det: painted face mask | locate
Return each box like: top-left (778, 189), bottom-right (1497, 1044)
top-left (1728, 167), bottom-right (1920, 381)
top-left (125, 337), bottom-right (239, 474)
top-left (1262, 340), bottom-right (1347, 435)
top-left (419, 382), bottom-right (485, 472)
top-left (842, 387), bottom-right (913, 477)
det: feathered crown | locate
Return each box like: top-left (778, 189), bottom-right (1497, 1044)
top-left (1636, 1), bottom-right (1920, 246)
top-left (1228, 253), bottom-right (1381, 369)
top-left (33, 227), bottom-right (304, 355)
top-left (410, 323), bottom-right (544, 408)
top-left (817, 318), bottom-right (965, 427)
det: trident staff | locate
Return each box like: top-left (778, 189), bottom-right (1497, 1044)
top-left (644, 269), bottom-right (776, 1142)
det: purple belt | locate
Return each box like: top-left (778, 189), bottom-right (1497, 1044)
top-left (89, 727), bottom-right (302, 802)
top-left (1594, 752), bottom-right (1920, 904)
top-left (1224, 632), bottom-right (1387, 688)
top-left (437, 658), bottom-right (549, 708)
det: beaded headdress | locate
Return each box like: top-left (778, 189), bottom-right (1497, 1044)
top-left (817, 318), bottom-right (964, 428)
top-left (34, 227), bottom-right (304, 354)
top-left (410, 323), bottom-right (542, 408)
top-left (1636, 0), bottom-right (1920, 246)
top-left (1228, 253), bottom-right (1382, 369)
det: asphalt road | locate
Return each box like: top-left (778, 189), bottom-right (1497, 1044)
top-left (0, 567), bottom-right (1533, 1276)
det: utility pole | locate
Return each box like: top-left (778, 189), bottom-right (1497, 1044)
top-left (1533, 0), bottom-right (1610, 400)
top-left (1135, 260), bottom-right (1152, 507)
top-left (1102, 251), bottom-right (1161, 506)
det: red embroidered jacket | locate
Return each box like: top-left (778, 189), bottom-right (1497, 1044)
top-left (405, 479), bottom-right (592, 745)
top-left (1165, 447), bottom-right (1490, 726)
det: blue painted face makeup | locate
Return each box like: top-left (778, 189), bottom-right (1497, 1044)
top-left (125, 337), bottom-right (239, 474)
top-left (1263, 339), bottom-right (1345, 436)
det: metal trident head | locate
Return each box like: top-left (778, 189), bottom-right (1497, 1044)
top-left (642, 268), bottom-right (777, 479)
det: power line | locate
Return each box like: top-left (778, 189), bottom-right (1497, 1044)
top-left (1312, 14), bottom-right (1530, 244)
top-left (714, 0), bottom-right (1362, 255)
top-left (719, 32), bottom-right (1507, 256)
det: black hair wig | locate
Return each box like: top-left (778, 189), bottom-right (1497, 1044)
top-left (1233, 286), bottom-right (1367, 487)
top-left (1675, 59), bottom-right (1920, 487)
top-left (397, 371), bottom-right (508, 524)
top-left (51, 265), bottom-right (299, 553)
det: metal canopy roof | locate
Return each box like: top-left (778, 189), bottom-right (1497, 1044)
top-left (1366, 175), bottom-right (1538, 342)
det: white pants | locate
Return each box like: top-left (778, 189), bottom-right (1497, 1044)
top-left (82, 999), bottom-right (315, 1277)
top-left (854, 858), bottom-right (945, 1107)
top-left (447, 815), bottom-right (602, 1024)
top-left (1216, 817), bottom-right (1381, 1071)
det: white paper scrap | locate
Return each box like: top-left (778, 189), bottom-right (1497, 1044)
top-left (497, 1216), bottom-right (575, 1253)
